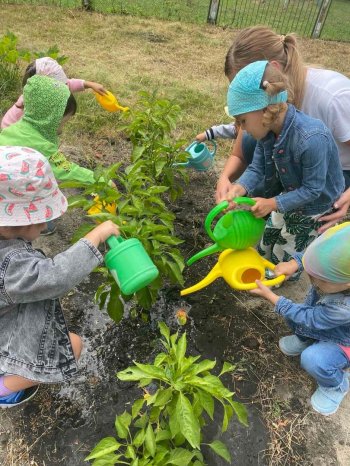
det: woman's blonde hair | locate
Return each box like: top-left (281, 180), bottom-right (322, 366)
top-left (262, 64), bottom-right (288, 128)
top-left (225, 26), bottom-right (306, 109)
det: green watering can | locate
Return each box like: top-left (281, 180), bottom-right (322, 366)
top-left (187, 197), bottom-right (265, 266)
top-left (105, 236), bottom-right (159, 295)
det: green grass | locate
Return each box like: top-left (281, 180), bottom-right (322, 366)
top-left (1, 0), bottom-right (349, 40)
top-left (320, 0), bottom-right (350, 41)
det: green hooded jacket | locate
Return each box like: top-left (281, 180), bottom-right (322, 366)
top-left (0, 75), bottom-right (95, 184)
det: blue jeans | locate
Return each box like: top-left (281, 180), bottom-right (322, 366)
top-left (301, 342), bottom-right (350, 388)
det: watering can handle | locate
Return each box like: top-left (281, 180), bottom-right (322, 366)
top-left (106, 235), bottom-right (124, 249)
top-left (208, 140), bottom-right (217, 156)
top-left (204, 197), bottom-right (256, 241)
top-left (260, 258), bottom-right (286, 288)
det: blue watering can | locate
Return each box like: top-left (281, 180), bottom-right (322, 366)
top-left (174, 140), bottom-right (217, 171)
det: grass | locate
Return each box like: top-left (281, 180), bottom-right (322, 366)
top-left (1, 0), bottom-right (349, 41)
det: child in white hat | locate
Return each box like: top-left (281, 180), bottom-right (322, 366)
top-left (0, 146), bottom-right (120, 408)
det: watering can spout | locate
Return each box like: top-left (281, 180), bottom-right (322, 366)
top-left (187, 243), bottom-right (222, 266)
top-left (180, 264), bottom-right (221, 296)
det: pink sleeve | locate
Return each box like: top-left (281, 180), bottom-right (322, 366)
top-left (67, 78), bottom-right (85, 93)
top-left (1, 95), bottom-right (24, 129)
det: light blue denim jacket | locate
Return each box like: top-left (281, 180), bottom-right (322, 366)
top-left (237, 105), bottom-right (345, 216)
top-left (275, 252), bottom-right (350, 345)
top-left (0, 237), bottom-right (103, 383)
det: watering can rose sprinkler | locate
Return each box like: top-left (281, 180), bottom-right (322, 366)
top-left (180, 197), bottom-right (285, 295)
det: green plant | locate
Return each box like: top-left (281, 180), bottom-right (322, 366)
top-left (121, 91), bottom-right (189, 201)
top-left (63, 162), bottom-right (184, 321)
top-left (85, 323), bottom-right (248, 465)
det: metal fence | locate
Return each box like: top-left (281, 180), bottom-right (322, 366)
top-left (209, 0), bottom-right (331, 38)
top-left (1, 0), bottom-right (348, 41)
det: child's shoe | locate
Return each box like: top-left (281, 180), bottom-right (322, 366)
top-left (279, 335), bottom-right (313, 356)
top-left (40, 220), bottom-right (56, 236)
top-left (311, 377), bottom-right (349, 416)
top-left (0, 386), bottom-right (38, 409)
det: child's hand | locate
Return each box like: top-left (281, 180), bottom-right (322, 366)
top-left (195, 132), bottom-right (207, 142)
top-left (225, 184), bottom-right (247, 208)
top-left (274, 259), bottom-right (299, 279)
top-left (84, 220), bottom-right (120, 248)
top-left (249, 280), bottom-right (279, 304)
top-left (251, 197), bottom-right (276, 218)
top-left (84, 81), bottom-right (107, 95)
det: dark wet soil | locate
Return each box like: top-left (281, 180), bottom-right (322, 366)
top-left (2, 170), bottom-right (313, 465)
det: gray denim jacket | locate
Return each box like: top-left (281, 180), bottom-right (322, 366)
top-left (0, 238), bottom-right (103, 383)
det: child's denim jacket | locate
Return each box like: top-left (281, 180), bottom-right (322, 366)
top-left (237, 104), bottom-right (345, 216)
top-left (276, 289), bottom-right (350, 346)
top-left (0, 238), bottom-right (103, 383)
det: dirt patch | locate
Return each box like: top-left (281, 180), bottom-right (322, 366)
top-left (0, 166), bottom-right (349, 466)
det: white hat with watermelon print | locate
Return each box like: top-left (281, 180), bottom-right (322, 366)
top-left (0, 146), bottom-right (68, 226)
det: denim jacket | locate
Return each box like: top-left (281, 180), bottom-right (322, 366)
top-left (276, 251), bottom-right (350, 345)
top-left (237, 105), bottom-right (345, 216)
top-left (0, 238), bottom-right (103, 383)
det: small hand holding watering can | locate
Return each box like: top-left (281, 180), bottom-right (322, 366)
top-left (173, 140), bottom-right (217, 171)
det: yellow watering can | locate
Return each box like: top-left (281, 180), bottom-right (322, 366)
top-left (180, 248), bottom-right (285, 296)
top-left (95, 91), bottom-right (129, 112)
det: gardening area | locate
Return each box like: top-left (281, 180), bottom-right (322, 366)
top-left (1, 4), bottom-right (350, 466)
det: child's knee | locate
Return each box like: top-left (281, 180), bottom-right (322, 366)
top-left (300, 344), bottom-right (322, 375)
top-left (69, 332), bottom-right (83, 360)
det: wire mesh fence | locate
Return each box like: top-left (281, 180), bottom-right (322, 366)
top-left (216, 0), bottom-right (323, 37)
top-left (1, 0), bottom-right (349, 41)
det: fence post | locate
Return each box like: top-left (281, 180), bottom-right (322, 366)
top-left (82, 0), bottom-right (93, 11)
top-left (207, 0), bottom-right (221, 24)
top-left (311, 0), bottom-right (333, 38)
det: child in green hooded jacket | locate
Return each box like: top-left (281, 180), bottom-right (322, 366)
top-left (0, 75), bottom-right (95, 185)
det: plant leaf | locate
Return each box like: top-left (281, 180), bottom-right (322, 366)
top-left (85, 437), bottom-right (121, 460)
top-left (219, 362), bottom-right (236, 377)
top-left (166, 448), bottom-right (196, 465)
top-left (208, 440), bottom-right (231, 463)
top-left (197, 389), bottom-right (214, 420)
top-left (145, 423), bottom-right (156, 457)
top-left (176, 393), bottom-right (200, 449)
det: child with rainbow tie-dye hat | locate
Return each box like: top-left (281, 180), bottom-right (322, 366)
top-left (251, 222), bottom-right (350, 415)
top-left (0, 146), bottom-right (120, 408)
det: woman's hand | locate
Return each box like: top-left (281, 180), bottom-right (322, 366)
top-left (318, 188), bottom-right (350, 233)
top-left (195, 132), bottom-right (206, 142)
top-left (274, 259), bottom-right (298, 280)
top-left (251, 197), bottom-right (276, 218)
top-left (84, 220), bottom-right (120, 247)
top-left (249, 280), bottom-right (279, 305)
top-left (84, 81), bottom-right (107, 95)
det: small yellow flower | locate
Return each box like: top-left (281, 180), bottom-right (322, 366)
top-left (87, 196), bottom-right (117, 218)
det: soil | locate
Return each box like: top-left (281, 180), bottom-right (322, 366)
top-left (0, 155), bottom-right (350, 466)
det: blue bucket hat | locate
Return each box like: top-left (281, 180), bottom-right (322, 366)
top-left (227, 60), bottom-right (288, 117)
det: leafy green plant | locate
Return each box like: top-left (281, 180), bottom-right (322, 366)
top-left (85, 323), bottom-right (248, 465)
top-left (63, 163), bottom-right (184, 321)
top-left (121, 90), bottom-right (189, 201)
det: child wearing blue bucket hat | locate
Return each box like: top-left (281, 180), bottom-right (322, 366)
top-left (251, 222), bottom-right (350, 415)
top-left (226, 61), bottom-right (345, 277)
